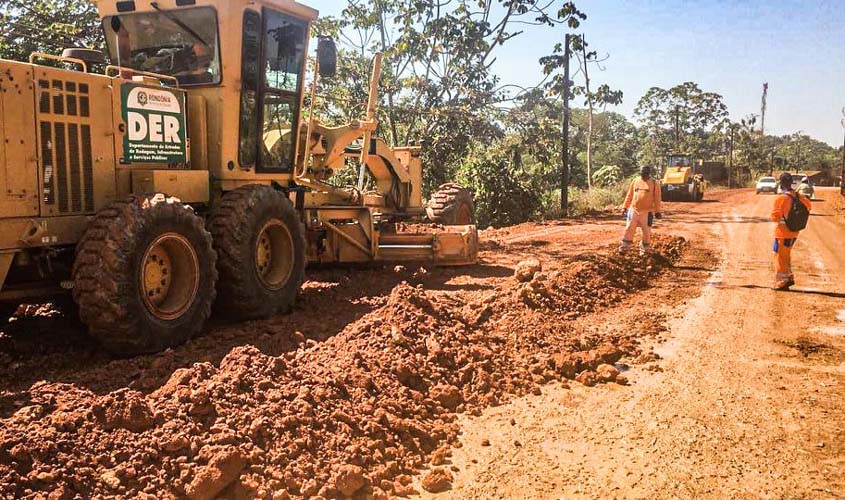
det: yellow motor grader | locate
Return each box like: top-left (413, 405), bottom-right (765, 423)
top-left (0, 0), bottom-right (478, 354)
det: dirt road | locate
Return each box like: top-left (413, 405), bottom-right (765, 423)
top-left (0, 188), bottom-right (842, 499)
top-left (430, 188), bottom-right (845, 499)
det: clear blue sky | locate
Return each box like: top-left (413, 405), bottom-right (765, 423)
top-left (307, 0), bottom-right (844, 146)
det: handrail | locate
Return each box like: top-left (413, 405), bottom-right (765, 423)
top-left (299, 56), bottom-right (320, 179)
top-left (104, 65), bottom-right (180, 86)
top-left (29, 52), bottom-right (87, 73)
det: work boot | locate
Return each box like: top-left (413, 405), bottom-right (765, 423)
top-left (618, 240), bottom-right (633, 254)
top-left (774, 279), bottom-right (792, 291)
top-left (639, 243), bottom-right (652, 257)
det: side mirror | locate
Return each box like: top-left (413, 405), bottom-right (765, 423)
top-left (317, 36), bottom-right (337, 78)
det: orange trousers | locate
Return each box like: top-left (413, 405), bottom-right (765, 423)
top-left (773, 238), bottom-right (795, 284)
top-left (622, 209), bottom-right (652, 248)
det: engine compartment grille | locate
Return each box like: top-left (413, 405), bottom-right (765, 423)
top-left (37, 78), bottom-right (94, 214)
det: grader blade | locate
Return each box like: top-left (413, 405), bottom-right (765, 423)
top-left (377, 225), bottom-right (479, 266)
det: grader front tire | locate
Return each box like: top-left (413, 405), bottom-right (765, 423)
top-left (426, 183), bottom-right (475, 225)
top-left (72, 195), bottom-right (218, 356)
top-left (209, 185), bottom-right (306, 320)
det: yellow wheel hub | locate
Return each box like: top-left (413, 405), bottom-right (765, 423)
top-left (255, 219), bottom-right (294, 290)
top-left (140, 233), bottom-right (199, 320)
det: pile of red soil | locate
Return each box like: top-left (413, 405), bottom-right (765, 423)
top-left (0, 237), bottom-right (686, 499)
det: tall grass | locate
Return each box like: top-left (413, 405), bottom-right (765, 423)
top-left (542, 183), bottom-right (627, 219)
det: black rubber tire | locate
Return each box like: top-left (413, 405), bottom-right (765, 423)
top-left (426, 183), bottom-right (475, 225)
top-left (0, 303), bottom-right (18, 323)
top-left (72, 194), bottom-right (217, 356)
top-left (208, 185), bottom-right (306, 320)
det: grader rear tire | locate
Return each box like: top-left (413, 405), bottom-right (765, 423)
top-left (72, 194), bottom-right (218, 356)
top-left (209, 185), bottom-right (306, 320)
top-left (426, 183), bottom-right (475, 225)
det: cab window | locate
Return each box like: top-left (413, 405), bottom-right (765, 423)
top-left (103, 7), bottom-right (221, 86)
top-left (258, 9), bottom-right (307, 173)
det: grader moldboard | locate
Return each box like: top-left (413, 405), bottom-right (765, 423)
top-left (0, 0), bottom-right (478, 355)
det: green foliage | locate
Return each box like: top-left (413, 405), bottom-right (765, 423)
top-left (0, 0), bottom-right (103, 61)
top-left (454, 136), bottom-right (547, 229)
top-left (634, 82), bottom-right (729, 168)
top-left (592, 165), bottom-right (623, 187)
top-left (316, 1), bottom-right (588, 195)
top-left (726, 117), bottom-right (840, 183)
top-left (568, 185), bottom-right (625, 216)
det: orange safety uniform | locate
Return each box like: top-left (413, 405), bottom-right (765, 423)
top-left (621, 177), bottom-right (662, 250)
top-left (770, 190), bottom-right (811, 287)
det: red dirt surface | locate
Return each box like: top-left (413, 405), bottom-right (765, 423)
top-left (0, 219), bottom-right (690, 499)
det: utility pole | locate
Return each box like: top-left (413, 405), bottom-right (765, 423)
top-left (560, 33), bottom-right (572, 216)
top-left (728, 126), bottom-right (734, 189)
top-left (770, 148), bottom-right (775, 176)
top-left (581, 34), bottom-right (594, 190)
top-left (760, 83), bottom-right (768, 136)
top-left (673, 105), bottom-right (681, 150)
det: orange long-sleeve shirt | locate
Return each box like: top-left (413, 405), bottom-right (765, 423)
top-left (771, 191), bottom-right (812, 239)
top-left (623, 178), bottom-right (662, 213)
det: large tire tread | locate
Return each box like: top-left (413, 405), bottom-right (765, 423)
top-left (426, 183), bottom-right (475, 225)
top-left (72, 195), bottom-right (217, 355)
top-left (209, 185), bottom-right (306, 320)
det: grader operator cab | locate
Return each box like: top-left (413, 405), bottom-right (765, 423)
top-left (0, 0), bottom-right (478, 355)
top-left (661, 153), bottom-right (706, 202)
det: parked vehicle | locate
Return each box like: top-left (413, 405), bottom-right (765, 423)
top-left (756, 176), bottom-right (777, 194)
top-left (797, 178), bottom-right (815, 199)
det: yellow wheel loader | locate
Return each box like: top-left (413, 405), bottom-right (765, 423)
top-left (661, 154), bottom-right (706, 202)
top-left (0, 0), bottom-right (477, 355)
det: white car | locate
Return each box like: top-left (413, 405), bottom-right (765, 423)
top-left (755, 176), bottom-right (777, 194)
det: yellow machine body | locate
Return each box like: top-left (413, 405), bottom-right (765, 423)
top-left (0, 0), bottom-right (477, 302)
top-left (661, 154), bottom-right (706, 202)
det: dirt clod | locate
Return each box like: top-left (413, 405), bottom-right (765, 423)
top-left (596, 364), bottom-right (620, 382)
top-left (421, 468), bottom-right (453, 493)
top-left (429, 384), bottom-right (463, 410)
top-left (334, 464), bottom-right (367, 497)
top-left (515, 259), bottom-right (543, 282)
top-left (185, 448), bottom-right (246, 500)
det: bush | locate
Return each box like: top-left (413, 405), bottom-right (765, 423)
top-left (454, 139), bottom-right (547, 228)
top-left (542, 184), bottom-right (627, 219)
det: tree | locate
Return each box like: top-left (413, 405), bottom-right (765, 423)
top-left (773, 133), bottom-right (838, 173)
top-left (634, 82), bottom-right (728, 168)
top-left (318, 0), bottom-right (588, 194)
top-left (0, 0), bottom-right (103, 62)
top-left (730, 115), bottom-right (768, 180)
top-left (571, 35), bottom-right (622, 189)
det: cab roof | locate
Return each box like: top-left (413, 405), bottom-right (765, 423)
top-left (94, 0), bottom-right (319, 22)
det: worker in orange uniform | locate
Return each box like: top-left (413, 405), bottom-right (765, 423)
top-left (620, 166), bottom-right (662, 254)
top-left (771, 172), bottom-right (812, 290)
